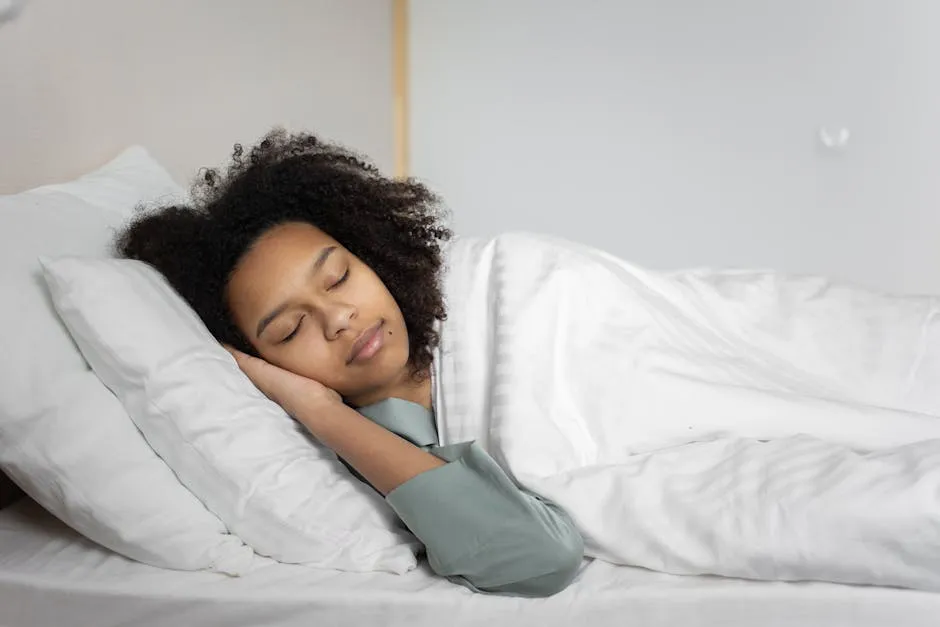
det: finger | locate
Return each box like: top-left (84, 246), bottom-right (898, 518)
top-left (222, 345), bottom-right (257, 375)
top-left (222, 346), bottom-right (271, 382)
top-left (223, 344), bottom-right (257, 365)
top-left (222, 345), bottom-right (245, 367)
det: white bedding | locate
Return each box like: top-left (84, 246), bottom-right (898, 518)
top-left (1, 499), bottom-right (938, 627)
top-left (434, 232), bottom-right (940, 590)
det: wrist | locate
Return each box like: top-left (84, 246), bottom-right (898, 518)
top-left (292, 395), bottom-right (350, 432)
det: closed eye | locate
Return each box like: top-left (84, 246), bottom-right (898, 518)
top-left (277, 268), bottom-right (348, 344)
top-left (279, 315), bottom-right (305, 344)
top-left (330, 268), bottom-right (350, 289)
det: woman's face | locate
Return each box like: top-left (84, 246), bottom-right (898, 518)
top-left (226, 221), bottom-right (412, 405)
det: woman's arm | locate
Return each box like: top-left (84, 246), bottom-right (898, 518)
top-left (300, 398), bottom-right (582, 597)
top-left (385, 440), bottom-right (584, 597)
top-left (226, 347), bottom-right (582, 597)
top-left (353, 398), bottom-right (584, 596)
top-left (293, 395), bottom-right (446, 495)
top-left (225, 346), bottom-right (445, 495)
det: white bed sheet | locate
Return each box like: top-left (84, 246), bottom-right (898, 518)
top-left (1, 500), bottom-right (937, 627)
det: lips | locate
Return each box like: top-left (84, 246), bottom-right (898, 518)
top-left (347, 320), bottom-right (384, 364)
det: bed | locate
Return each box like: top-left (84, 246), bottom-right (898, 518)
top-left (3, 3), bottom-right (940, 626)
top-left (0, 498), bottom-right (935, 627)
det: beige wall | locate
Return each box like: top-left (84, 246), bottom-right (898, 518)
top-left (0, 0), bottom-right (393, 193)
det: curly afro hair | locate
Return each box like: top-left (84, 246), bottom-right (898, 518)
top-left (115, 128), bottom-right (451, 380)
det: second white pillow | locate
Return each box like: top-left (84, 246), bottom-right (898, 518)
top-left (41, 256), bottom-right (419, 574)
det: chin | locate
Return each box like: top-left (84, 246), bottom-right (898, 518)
top-left (367, 351), bottom-right (411, 388)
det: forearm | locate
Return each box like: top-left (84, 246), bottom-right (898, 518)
top-left (294, 399), bottom-right (445, 495)
top-left (297, 398), bottom-right (582, 597)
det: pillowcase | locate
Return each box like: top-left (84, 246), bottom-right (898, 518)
top-left (41, 256), bottom-right (420, 574)
top-left (0, 148), bottom-right (256, 574)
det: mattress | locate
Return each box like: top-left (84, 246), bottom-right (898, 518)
top-left (1, 500), bottom-right (938, 627)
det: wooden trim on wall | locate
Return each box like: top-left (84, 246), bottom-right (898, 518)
top-left (392, 0), bottom-right (409, 178)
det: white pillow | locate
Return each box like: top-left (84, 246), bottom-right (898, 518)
top-left (41, 256), bottom-right (420, 574)
top-left (0, 148), bottom-right (256, 575)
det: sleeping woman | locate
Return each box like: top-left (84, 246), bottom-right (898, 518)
top-left (115, 130), bottom-right (584, 598)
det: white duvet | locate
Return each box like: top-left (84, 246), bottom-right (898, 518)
top-left (432, 232), bottom-right (940, 590)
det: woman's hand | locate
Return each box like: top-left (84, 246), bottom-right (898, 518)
top-left (225, 346), bottom-right (445, 496)
top-left (224, 345), bottom-right (341, 418)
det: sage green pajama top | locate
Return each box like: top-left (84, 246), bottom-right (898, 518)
top-left (356, 398), bottom-right (583, 597)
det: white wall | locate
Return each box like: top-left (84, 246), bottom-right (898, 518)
top-left (410, 0), bottom-right (940, 294)
top-left (0, 0), bottom-right (393, 192)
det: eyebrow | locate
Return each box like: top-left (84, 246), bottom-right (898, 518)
top-left (255, 246), bottom-right (337, 339)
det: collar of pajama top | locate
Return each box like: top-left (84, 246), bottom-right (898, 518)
top-left (356, 397), bottom-right (439, 448)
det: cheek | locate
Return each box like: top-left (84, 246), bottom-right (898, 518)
top-left (261, 339), bottom-right (336, 381)
top-left (385, 323), bottom-right (411, 358)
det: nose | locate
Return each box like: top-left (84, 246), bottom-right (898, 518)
top-left (323, 301), bottom-right (357, 340)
